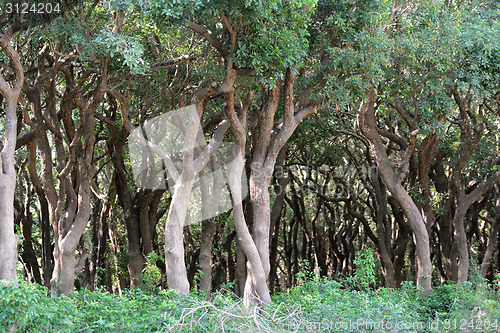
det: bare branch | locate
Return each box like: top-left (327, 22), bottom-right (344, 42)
top-left (193, 119), bottom-right (230, 173)
top-left (186, 19), bottom-right (229, 59)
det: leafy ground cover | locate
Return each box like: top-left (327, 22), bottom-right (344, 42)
top-left (2, 276), bottom-right (500, 332)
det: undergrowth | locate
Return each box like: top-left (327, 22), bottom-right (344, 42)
top-left (1, 276), bottom-right (500, 332)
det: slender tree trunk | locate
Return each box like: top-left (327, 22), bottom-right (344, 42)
top-left (198, 166), bottom-right (224, 294)
top-left (235, 238), bottom-right (247, 296)
top-left (453, 172), bottom-right (500, 283)
top-left (16, 197), bottom-right (42, 284)
top-left (90, 196), bottom-right (102, 288)
top-left (481, 198), bottom-right (500, 278)
top-left (27, 138), bottom-right (52, 287)
top-left (97, 183), bottom-right (115, 292)
top-left (269, 185), bottom-right (286, 291)
top-left (108, 209), bottom-right (127, 293)
top-left (249, 174), bottom-right (273, 278)
top-left (453, 203), bottom-right (470, 283)
top-left (370, 166), bottom-right (396, 288)
top-left (389, 197), bottom-right (409, 287)
top-left (0, 160), bottom-right (18, 280)
top-left (110, 135), bottom-right (144, 288)
top-left (138, 190), bottom-right (154, 255)
top-left (358, 86), bottom-right (432, 295)
top-left (199, 218), bottom-right (216, 294)
top-left (229, 154), bottom-right (271, 306)
top-left (221, 231), bottom-right (235, 289)
top-left (164, 174), bottom-right (194, 294)
top-left (0, 18), bottom-right (25, 281)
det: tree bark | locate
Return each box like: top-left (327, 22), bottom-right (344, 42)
top-left (109, 129), bottom-right (144, 288)
top-left (453, 171), bottom-right (500, 283)
top-left (229, 154), bottom-right (271, 306)
top-left (0, 18), bottom-right (25, 281)
top-left (370, 166), bottom-right (396, 288)
top-left (358, 86), bottom-right (432, 295)
top-left (16, 194), bottom-right (42, 284)
top-left (480, 197), bottom-right (500, 278)
top-left (26, 141), bottom-right (52, 287)
top-left (164, 173), bottom-right (195, 294)
top-left (245, 69), bottom-right (316, 302)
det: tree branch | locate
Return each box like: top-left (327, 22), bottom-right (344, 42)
top-left (186, 19), bottom-right (229, 59)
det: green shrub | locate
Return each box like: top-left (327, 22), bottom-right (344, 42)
top-left (418, 283), bottom-right (460, 320)
top-left (141, 252), bottom-right (163, 294)
top-left (0, 279), bottom-right (45, 332)
top-left (3, 277), bottom-right (500, 332)
top-left (352, 248), bottom-right (377, 290)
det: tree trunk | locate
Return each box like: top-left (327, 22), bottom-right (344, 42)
top-left (199, 218), bottom-right (216, 294)
top-left (50, 152), bottom-right (96, 295)
top-left (51, 248), bottom-right (78, 295)
top-left (138, 190), bottom-right (154, 255)
top-left (481, 198), bottom-right (500, 278)
top-left (164, 174), bottom-right (194, 294)
top-left (16, 196), bottom-right (42, 284)
top-left (0, 18), bottom-right (25, 281)
top-left (235, 238), bottom-right (247, 296)
top-left (110, 133), bottom-right (144, 288)
top-left (249, 174), bottom-right (273, 278)
top-left (26, 135), bottom-right (52, 287)
top-left (96, 183), bottom-right (114, 292)
top-left (453, 172), bottom-right (500, 283)
top-left (388, 196), bottom-right (409, 288)
top-left (358, 86), bottom-right (432, 295)
top-left (0, 162), bottom-right (18, 281)
top-left (370, 166), bottom-right (396, 288)
top-left (229, 155), bottom-right (271, 306)
top-left (453, 202), bottom-right (470, 283)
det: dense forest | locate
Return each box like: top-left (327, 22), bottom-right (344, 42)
top-left (1, 0), bottom-right (500, 329)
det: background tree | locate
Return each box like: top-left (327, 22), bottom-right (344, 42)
top-left (0, 12), bottom-right (25, 281)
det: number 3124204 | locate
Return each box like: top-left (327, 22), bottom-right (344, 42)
top-left (4, 2), bottom-right (61, 14)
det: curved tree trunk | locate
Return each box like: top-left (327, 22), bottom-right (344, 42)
top-left (164, 174), bottom-right (194, 294)
top-left (0, 18), bottom-right (25, 281)
top-left (452, 171), bottom-right (500, 283)
top-left (24, 52), bottom-right (105, 295)
top-left (370, 166), bottom-right (396, 288)
top-left (229, 156), bottom-right (271, 306)
top-left (358, 86), bottom-right (432, 295)
top-left (50, 103), bottom-right (98, 295)
top-left (481, 198), bottom-right (500, 278)
top-left (244, 69), bottom-right (316, 303)
top-left (27, 141), bottom-right (53, 287)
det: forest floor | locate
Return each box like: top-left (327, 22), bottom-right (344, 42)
top-left (2, 275), bottom-right (500, 332)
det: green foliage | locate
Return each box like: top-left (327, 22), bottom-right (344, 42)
top-left (418, 283), bottom-right (461, 320)
top-left (141, 252), bottom-right (163, 294)
top-left (2, 278), bottom-right (500, 332)
top-left (94, 30), bottom-right (148, 74)
top-left (353, 248), bottom-right (377, 290)
top-left (104, 0), bottom-right (136, 11)
top-left (295, 260), bottom-right (314, 285)
top-left (277, 278), bottom-right (423, 332)
top-left (0, 279), bottom-right (45, 331)
top-left (149, 0), bottom-right (317, 78)
top-left (416, 281), bottom-right (500, 329)
top-left (313, 0), bottom-right (392, 107)
top-left (24, 2), bottom-right (150, 75)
